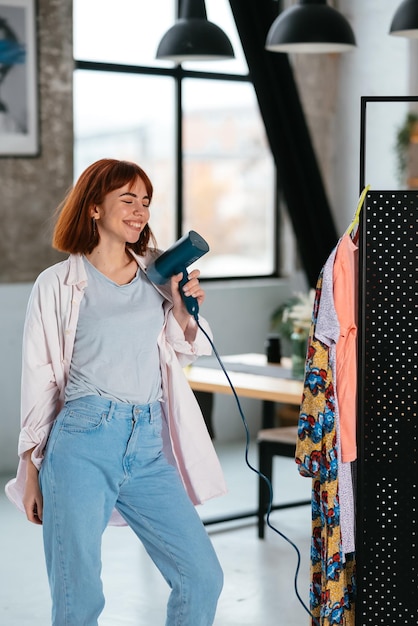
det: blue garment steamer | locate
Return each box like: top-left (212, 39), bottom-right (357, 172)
top-left (147, 230), bottom-right (209, 320)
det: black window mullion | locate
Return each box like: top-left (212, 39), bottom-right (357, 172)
top-left (175, 68), bottom-right (183, 238)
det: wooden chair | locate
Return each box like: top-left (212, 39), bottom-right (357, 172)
top-left (257, 426), bottom-right (310, 538)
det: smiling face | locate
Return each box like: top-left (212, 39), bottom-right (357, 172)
top-left (91, 177), bottom-right (151, 247)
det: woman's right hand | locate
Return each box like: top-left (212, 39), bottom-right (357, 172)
top-left (22, 452), bottom-right (43, 525)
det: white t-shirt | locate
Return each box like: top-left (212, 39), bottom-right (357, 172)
top-left (65, 257), bottom-right (165, 404)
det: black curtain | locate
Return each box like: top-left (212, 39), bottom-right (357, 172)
top-left (229, 0), bottom-right (338, 287)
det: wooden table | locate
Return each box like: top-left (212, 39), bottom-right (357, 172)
top-left (185, 353), bottom-right (304, 429)
top-left (184, 354), bottom-right (306, 527)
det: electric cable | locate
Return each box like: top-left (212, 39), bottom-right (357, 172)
top-left (195, 317), bottom-right (320, 626)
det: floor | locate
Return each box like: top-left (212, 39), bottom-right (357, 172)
top-left (0, 441), bottom-right (313, 626)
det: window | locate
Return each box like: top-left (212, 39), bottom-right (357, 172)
top-left (73, 70), bottom-right (176, 244)
top-left (73, 0), bottom-right (277, 278)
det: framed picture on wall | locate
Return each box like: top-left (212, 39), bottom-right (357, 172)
top-left (0, 0), bottom-right (38, 156)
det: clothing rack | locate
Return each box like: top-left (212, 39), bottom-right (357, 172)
top-left (356, 97), bottom-right (418, 623)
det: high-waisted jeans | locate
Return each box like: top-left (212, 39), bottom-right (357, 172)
top-left (39, 395), bottom-right (223, 626)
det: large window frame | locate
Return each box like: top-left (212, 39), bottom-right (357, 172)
top-left (74, 47), bottom-right (280, 282)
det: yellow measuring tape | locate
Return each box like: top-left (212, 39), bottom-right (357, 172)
top-left (345, 184), bottom-right (371, 235)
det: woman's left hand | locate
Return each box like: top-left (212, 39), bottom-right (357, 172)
top-left (171, 269), bottom-right (205, 330)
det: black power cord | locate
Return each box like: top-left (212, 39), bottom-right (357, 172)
top-left (195, 318), bottom-right (320, 626)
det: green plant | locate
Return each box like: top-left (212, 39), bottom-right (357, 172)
top-left (395, 112), bottom-right (418, 184)
top-left (270, 296), bottom-right (302, 341)
top-left (270, 290), bottom-right (314, 340)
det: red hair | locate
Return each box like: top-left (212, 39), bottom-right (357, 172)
top-left (53, 159), bottom-right (157, 255)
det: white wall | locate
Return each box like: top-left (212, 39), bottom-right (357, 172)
top-left (0, 284), bottom-right (32, 475)
top-left (333, 0), bottom-right (411, 235)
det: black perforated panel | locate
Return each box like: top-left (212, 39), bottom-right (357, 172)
top-left (356, 191), bottom-right (418, 624)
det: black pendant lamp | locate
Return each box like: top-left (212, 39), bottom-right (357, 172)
top-left (390, 0), bottom-right (418, 38)
top-left (265, 0), bottom-right (356, 54)
top-left (156, 0), bottom-right (234, 63)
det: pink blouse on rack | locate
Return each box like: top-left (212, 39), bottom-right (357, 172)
top-left (333, 233), bottom-right (359, 463)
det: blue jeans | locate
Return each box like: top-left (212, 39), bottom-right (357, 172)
top-left (39, 396), bottom-right (223, 626)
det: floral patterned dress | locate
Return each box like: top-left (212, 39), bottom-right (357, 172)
top-left (295, 271), bottom-right (356, 626)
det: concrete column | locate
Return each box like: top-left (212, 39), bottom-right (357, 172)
top-left (0, 0), bottom-right (73, 282)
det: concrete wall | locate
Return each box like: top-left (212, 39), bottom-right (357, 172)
top-left (0, 0), bottom-right (73, 282)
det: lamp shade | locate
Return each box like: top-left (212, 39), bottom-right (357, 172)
top-left (156, 0), bottom-right (234, 62)
top-left (390, 0), bottom-right (418, 38)
top-left (265, 0), bottom-right (356, 54)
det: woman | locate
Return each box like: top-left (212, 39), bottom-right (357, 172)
top-left (5, 158), bottom-right (226, 625)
